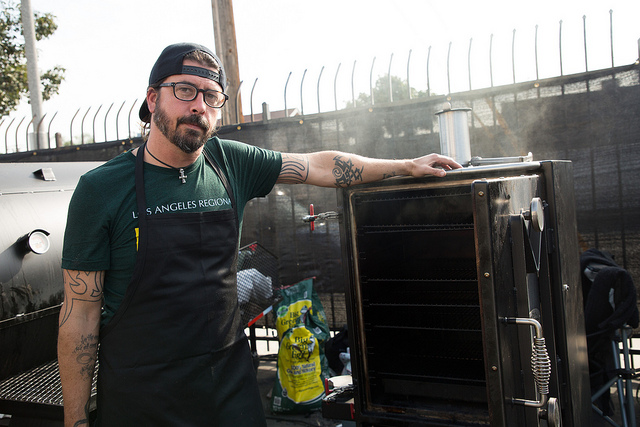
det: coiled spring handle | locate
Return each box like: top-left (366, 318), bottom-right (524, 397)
top-left (502, 317), bottom-right (551, 408)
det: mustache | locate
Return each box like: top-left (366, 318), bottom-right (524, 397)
top-left (177, 115), bottom-right (210, 131)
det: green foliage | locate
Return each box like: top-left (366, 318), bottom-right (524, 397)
top-left (0, 0), bottom-right (65, 116)
top-left (348, 74), bottom-right (429, 108)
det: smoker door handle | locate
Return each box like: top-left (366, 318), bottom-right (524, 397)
top-left (501, 317), bottom-right (551, 408)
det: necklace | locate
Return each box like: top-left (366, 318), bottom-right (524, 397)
top-left (145, 144), bottom-right (188, 184)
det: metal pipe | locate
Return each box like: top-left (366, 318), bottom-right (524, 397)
top-left (609, 9), bottom-right (614, 67)
top-left (334, 63), bottom-right (341, 111)
top-left (512, 29), bottom-right (517, 84)
top-left (0, 119), bottom-right (4, 153)
top-left (387, 53), bottom-right (393, 102)
top-left (4, 118), bottom-right (16, 153)
top-left (250, 78), bottom-right (258, 122)
top-left (489, 34), bottom-right (494, 87)
top-left (115, 101), bottom-right (126, 140)
top-left (447, 41), bottom-right (452, 94)
top-left (127, 99), bottom-right (138, 139)
top-left (284, 71), bottom-right (292, 118)
top-left (36, 113), bottom-right (47, 149)
top-left (70, 108), bottom-right (80, 145)
top-left (103, 102), bottom-right (114, 142)
top-left (468, 38), bottom-right (473, 91)
top-left (25, 115), bottom-right (35, 151)
top-left (559, 20), bottom-right (564, 76)
top-left (15, 116), bottom-right (26, 152)
top-left (406, 49), bottom-right (412, 100)
top-left (92, 104), bottom-right (103, 144)
top-left (535, 25), bottom-right (540, 81)
top-left (351, 61), bottom-right (356, 107)
top-left (317, 65), bottom-right (324, 113)
top-left (300, 69), bottom-right (307, 116)
top-left (47, 111), bottom-right (58, 148)
top-left (81, 107), bottom-right (92, 145)
top-left (426, 46), bottom-right (431, 96)
top-left (235, 80), bottom-right (243, 124)
top-left (369, 57), bottom-right (376, 105)
top-left (583, 15), bottom-right (588, 72)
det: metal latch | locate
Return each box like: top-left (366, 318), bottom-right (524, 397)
top-left (302, 204), bottom-right (339, 231)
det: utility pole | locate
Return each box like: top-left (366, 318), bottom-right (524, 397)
top-left (20, 0), bottom-right (45, 149)
top-left (211, 0), bottom-right (243, 125)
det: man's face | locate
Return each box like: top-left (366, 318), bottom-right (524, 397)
top-left (149, 60), bottom-right (222, 153)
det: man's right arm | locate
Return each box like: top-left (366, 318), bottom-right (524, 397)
top-left (58, 269), bottom-right (104, 427)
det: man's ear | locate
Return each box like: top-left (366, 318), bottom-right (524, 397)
top-left (146, 87), bottom-right (158, 114)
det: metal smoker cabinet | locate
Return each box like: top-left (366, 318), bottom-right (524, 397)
top-left (337, 161), bottom-right (590, 427)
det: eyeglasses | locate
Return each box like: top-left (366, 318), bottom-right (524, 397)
top-left (157, 82), bottom-right (228, 108)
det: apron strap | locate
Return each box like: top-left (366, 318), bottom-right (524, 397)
top-left (202, 141), bottom-right (239, 231)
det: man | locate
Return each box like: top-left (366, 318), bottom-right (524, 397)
top-left (57, 42), bottom-right (461, 426)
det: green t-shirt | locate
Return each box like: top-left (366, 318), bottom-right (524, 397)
top-left (62, 137), bottom-right (282, 324)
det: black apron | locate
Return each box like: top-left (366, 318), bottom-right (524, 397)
top-left (95, 143), bottom-right (266, 426)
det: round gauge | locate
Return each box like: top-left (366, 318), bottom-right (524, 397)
top-left (28, 230), bottom-right (51, 254)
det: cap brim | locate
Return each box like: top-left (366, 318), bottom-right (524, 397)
top-left (139, 99), bottom-right (151, 123)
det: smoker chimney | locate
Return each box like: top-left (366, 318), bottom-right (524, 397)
top-left (435, 102), bottom-right (472, 166)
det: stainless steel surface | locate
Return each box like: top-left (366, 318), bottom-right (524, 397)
top-left (337, 161), bottom-right (590, 426)
top-left (435, 103), bottom-right (472, 166)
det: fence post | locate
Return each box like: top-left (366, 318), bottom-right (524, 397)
top-left (250, 78), bottom-right (258, 122)
top-left (369, 57), bottom-right (376, 105)
top-left (317, 66), bottom-right (324, 113)
top-left (127, 99), bottom-right (138, 140)
top-left (559, 20), bottom-right (564, 76)
top-left (284, 72), bottom-right (292, 118)
top-left (115, 101), bottom-right (126, 141)
top-left (407, 50), bottom-right (412, 100)
top-left (81, 107), bottom-right (92, 145)
top-left (300, 69), bottom-right (307, 115)
top-left (334, 63), bottom-right (341, 111)
top-left (387, 53), bottom-right (393, 102)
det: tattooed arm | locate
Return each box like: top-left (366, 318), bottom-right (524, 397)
top-left (277, 151), bottom-right (462, 187)
top-left (58, 269), bottom-right (104, 427)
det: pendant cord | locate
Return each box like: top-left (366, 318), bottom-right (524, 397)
top-left (145, 144), bottom-right (181, 171)
top-left (145, 144), bottom-right (188, 184)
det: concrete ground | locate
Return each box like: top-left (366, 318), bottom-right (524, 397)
top-left (255, 352), bottom-right (640, 427)
top-left (257, 354), bottom-right (342, 427)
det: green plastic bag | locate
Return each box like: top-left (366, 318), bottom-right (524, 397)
top-left (271, 278), bottom-right (330, 413)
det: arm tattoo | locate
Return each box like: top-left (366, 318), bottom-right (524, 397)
top-left (60, 270), bottom-right (104, 327)
top-left (382, 171), bottom-right (398, 179)
top-left (332, 155), bottom-right (364, 187)
top-left (72, 400), bottom-right (92, 427)
top-left (279, 153), bottom-right (309, 184)
top-left (74, 333), bottom-right (99, 380)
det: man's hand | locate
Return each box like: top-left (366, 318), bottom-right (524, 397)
top-left (409, 153), bottom-right (462, 178)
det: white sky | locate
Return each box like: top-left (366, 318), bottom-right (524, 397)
top-left (4, 0), bottom-right (640, 148)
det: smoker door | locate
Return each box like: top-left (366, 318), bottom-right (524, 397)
top-left (472, 174), bottom-right (554, 426)
top-left (340, 178), bottom-right (491, 426)
top-left (339, 163), bottom-right (588, 427)
top-left (473, 164), bottom-right (590, 427)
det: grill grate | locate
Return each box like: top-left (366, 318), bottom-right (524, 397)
top-left (0, 359), bottom-right (97, 408)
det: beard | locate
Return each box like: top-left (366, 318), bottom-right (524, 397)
top-left (152, 104), bottom-right (217, 154)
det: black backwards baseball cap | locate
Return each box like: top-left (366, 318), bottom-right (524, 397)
top-left (139, 42), bottom-right (226, 122)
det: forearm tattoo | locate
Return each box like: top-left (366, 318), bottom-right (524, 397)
top-left (72, 400), bottom-right (92, 426)
top-left (279, 153), bottom-right (309, 184)
top-left (74, 333), bottom-right (99, 380)
top-left (382, 171), bottom-right (398, 179)
top-left (60, 270), bottom-right (104, 327)
top-left (332, 155), bottom-right (364, 187)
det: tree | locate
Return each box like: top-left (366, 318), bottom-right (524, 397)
top-left (0, 0), bottom-right (65, 116)
top-left (348, 74), bottom-right (429, 108)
